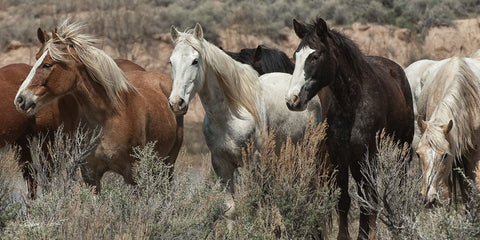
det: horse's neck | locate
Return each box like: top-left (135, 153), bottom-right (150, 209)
top-left (328, 70), bottom-right (361, 110)
top-left (71, 69), bottom-right (119, 125)
top-left (197, 69), bottom-right (235, 122)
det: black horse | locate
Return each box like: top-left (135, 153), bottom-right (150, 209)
top-left (224, 45), bottom-right (294, 75)
top-left (286, 18), bottom-right (414, 240)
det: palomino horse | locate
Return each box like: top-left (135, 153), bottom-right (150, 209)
top-left (14, 20), bottom-right (182, 192)
top-left (168, 24), bottom-right (322, 197)
top-left (0, 58), bottom-right (145, 199)
top-left (415, 56), bottom-right (480, 207)
top-left (224, 45), bottom-right (294, 74)
top-left (285, 18), bottom-right (414, 240)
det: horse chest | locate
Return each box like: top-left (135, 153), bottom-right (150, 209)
top-left (203, 116), bottom-right (255, 158)
top-left (326, 97), bottom-right (378, 149)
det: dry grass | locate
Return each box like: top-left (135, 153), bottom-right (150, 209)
top-left (0, 145), bottom-right (26, 230)
top-left (1, 122), bottom-right (480, 239)
top-left (229, 121), bottom-right (338, 239)
top-left (352, 131), bottom-right (480, 240)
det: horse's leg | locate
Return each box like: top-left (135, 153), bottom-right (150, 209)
top-left (20, 145), bottom-right (37, 199)
top-left (80, 157), bottom-right (106, 193)
top-left (351, 155), bottom-right (377, 240)
top-left (336, 163), bottom-right (351, 240)
top-left (460, 155), bottom-right (478, 207)
top-left (211, 153), bottom-right (237, 193)
top-left (16, 132), bottom-right (37, 199)
top-left (165, 116), bottom-right (184, 181)
top-left (211, 153), bottom-right (237, 229)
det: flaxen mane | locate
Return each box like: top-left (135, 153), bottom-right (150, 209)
top-left (172, 29), bottom-right (261, 122)
top-left (44, 19), bottom-right (136, 110)
top-left (419, 57), bottom-right (480, 158)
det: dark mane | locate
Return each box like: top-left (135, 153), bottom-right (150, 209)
top-left (224, 49), bottom-right (252, 64)
top-left (300, 18), bottom-right (370, 77)
top-left (256, 45), bottom-right (294, 74)
top-left (225, 45), bottom-right (294, 75)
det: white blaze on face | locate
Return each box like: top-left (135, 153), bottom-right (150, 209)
top-left (14, 50), bottom-right (48, 104)
top-left (425, 148), bottom-right (438, 199)
top-left (286, 47), bottom-right (315, 100)
top-left (168, 43), bottom-right (200, 105)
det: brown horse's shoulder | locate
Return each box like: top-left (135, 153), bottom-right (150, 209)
top-left (0, 63), bottom-right (31, 83)
top-left (126, 71), bottom-right (172, 97)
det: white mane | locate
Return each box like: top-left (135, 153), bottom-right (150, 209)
top-left (45, 19), bottom-right (136, 110)
top-left (419, 57), bottom-right (480, 158)
top-left (172, 29), bottom-right (261, 122)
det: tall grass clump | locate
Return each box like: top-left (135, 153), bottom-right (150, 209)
top-left (1, 125), bottom-right (226, 239)
top-left (0, 145), bottom-right (25, 231)
top-left (354, 130), bottom-right (480, 239)
top-left (229, 121), bottom-right (339, 239)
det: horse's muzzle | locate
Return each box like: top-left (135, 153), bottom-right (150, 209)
top-left (15, 92), bottom-right (37, 116)
top-left (168, 96), bottom-right (188, 115)
top-left (286, 94), bottom-right (306, 111)
top-left (423, 195), bottom-right (441, 208)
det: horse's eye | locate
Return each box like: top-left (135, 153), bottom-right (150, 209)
top-left (192, 59), bottom-right (199, 65)
top-left (42, 63), bottom-right (53, 69)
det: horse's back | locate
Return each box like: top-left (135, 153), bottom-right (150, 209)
top-left (114, 59), bottom-right (146, 72)
top-left (367, 56), bottom-right (414, 143)
top-left (405, 59), bottom-right (437, 104)
top-left (0, 64), bottom-right (32, 145)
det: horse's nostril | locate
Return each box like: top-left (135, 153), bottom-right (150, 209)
top-left (291, 95), bottom-right (299, 104)
top-left (178, 98), bottom-right (185, 107)
top-left (16, 96), bottom-right (24, 104)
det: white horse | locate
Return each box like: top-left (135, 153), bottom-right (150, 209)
top-left (167, 24), bottom-right (322, 195)
top-left (405, 59), bottom-right (438, 148)
top-left (415, 56), bottom-right (480, 206)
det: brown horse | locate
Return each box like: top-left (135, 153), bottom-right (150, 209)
top-left (14, 20), bottom-right (182, 192)
top-left (286, 18), bottom-right (414, 240)
top-left (0, 60), bottom-right (146, 199)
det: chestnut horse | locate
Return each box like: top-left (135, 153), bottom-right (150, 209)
top-left (285, 18), bottom-right (414, 240)
top-left (0, 58), bottom-right (146, 198)
top-left (14, 20), bottom-right (182, 192)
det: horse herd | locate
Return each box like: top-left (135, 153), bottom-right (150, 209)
top-left (1, 17), bottom-right (479, 239)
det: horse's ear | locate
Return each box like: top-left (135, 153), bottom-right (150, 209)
top-left (193, 23), bottom-right (203, 40)
top-left (51, 29), bottom-right (57, 40)
top-left (443, 120), bottom-right (453, 134)
top-left (293, 19), bottom-right (307, 39)
top-left (44, 30), bottom-right (50, 41)
top-left (37, 28), bottom-right (45, 44)
top-left (254, 45), bottom-right (263, 62)
top-left (315, 18), bottom-right (329, 39)
top-left (417, 115), bottom-right (427, 133)
top-left (170, 26), bottom-right (180, 42)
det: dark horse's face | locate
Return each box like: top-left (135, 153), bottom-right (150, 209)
top-left (286, 18), bottom-right (336, 111)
